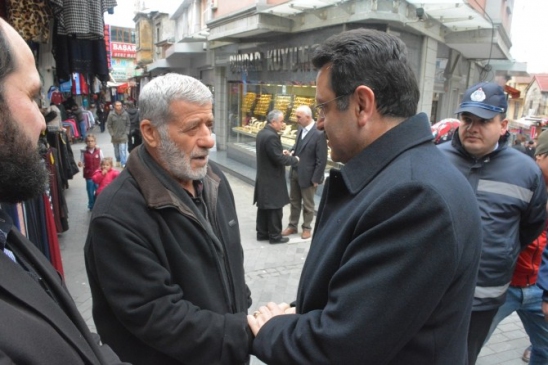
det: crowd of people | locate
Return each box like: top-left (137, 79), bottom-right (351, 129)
top-left (3, 16), bottom-right (548, 365)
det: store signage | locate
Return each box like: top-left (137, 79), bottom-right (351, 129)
top-left (229, 52), bottom-right (262, 73)
top-left (111, 42), bottom-right (137, 59)
top-left (104, 25), bottom-right (111, 69)
top-left (266, 46), bottom-right (313, 72)
top-left (230, 45), bottom-right (315, 73)
top-left (111, 58), bottom-right (137, 82)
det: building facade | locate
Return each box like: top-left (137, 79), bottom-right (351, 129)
top-left (136, 0), bottom-right (518, 173)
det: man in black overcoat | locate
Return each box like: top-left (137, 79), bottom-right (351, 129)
top-left (253, 110), bottom-right (299, 244)
top-left (0, 18), bottom-right (125, 365)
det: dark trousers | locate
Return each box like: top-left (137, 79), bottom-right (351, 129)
top-left (467, 308), bottom-right (499, 364)
top-left (256, 208), bottom-right (283, 240)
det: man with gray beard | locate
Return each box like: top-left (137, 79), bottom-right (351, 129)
top-left (84, 73), bottom-right (253, 365)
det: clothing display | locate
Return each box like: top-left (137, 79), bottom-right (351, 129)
top-left (1, 131), bottom-right (78, 272)
top-left (6, 0), bottom-right (51, 42)
top-left (49, 0), bottom-right (116, 38)
top-left (48, 0), bottom-right (114, 81)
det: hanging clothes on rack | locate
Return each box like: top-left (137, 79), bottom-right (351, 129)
top-left (49, 0), bottom-right (117, 82)
top-left (46, 129), bottom-right (79, 190)
top-left (0, 197), bottom-right (64, 277)
top-left (0, 133), bottom-right (77, 276)
top-left (6, 0), bottom-right (52, 42)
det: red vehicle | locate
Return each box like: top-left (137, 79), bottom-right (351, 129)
top-left (431, 118), bottom-right (461, 145)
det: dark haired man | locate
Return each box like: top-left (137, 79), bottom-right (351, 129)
top-left (106, 100), bottom-right (130, 167)
top-left (0, 18), bottom-right (125, 364)
top-left (439, 82), bottom-right (547, 364)
top-left (248, 28), bottom-right (483, 364)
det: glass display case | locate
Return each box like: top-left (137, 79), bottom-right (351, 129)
top-left (226, 81), bottom-right (339, 170)
top-left (228, 82), bottom-right (316, 149)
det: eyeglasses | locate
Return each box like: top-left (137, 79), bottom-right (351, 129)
top-left (313, 93), bottom-right (350, 119)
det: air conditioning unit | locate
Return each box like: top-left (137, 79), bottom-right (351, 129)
top-left (211, 0), bottom-right (218, 10)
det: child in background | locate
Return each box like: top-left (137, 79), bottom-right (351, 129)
top-left (92, 157), bottom-right (120, 196)
top-left (78, 134), bottom-right (103, 210)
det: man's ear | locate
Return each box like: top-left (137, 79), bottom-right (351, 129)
top-left (355, 85), bottom-right (375, 126)
top-left (500, 117), bottom-right (509, 136)
top-left (140, 119), bottom-right (159, 148)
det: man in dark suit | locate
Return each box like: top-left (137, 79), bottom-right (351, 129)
top-left (282, 105), bottom-right (327, 240)
top-left (248, 29), bottom-right (482, 365)
top-left (254, 110), bottom-right (299, 244)
top-left (0, 18), bottom-right (125, 364)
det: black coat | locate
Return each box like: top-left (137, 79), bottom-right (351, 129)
top-left (252, 113), bottom-right (483, 364)
top-left (85, 146), bottom-right (252, 365)
top-left (291, 123), bottom-right (328, 188)
top-left (0, 211), bottom-right (125, 365)
top-left (253, 125), bottom-right (298, 209)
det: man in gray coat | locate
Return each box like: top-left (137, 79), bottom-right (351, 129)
top-left (254, 110), bottom-right (299, 244)
top-left (106, 100), bottom-right (130, 167)
top-left (282, 105), bottom-right (327, 240)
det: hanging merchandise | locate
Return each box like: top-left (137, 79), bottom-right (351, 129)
top-left (50, 87), bottom-right (64, 105)
top-left (80, 74), bottom-right (89, 95)
top-left (0, 129), bottom-right (79, 276)
top-left (93, 77), bottom-right (103, 94)
top-left (0, 0), bottom-right (6, 18)
top-left (71, 72), bottom-right (82, 95)
top-left (7, 0), bottom-right (52, 42)
top-left (49, 0), bottom-right (117, 82)
top-left (117, 83), bottom-right (129, 94)
top-left (70, 72), bottom-right (89, 95)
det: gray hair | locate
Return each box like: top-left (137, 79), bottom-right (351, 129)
top-left (295, 105), bottom-right (312, 118)
top-left (139, 73), bottom-right (212, 128)
top-left (266, 110), bottom-right (284, 124)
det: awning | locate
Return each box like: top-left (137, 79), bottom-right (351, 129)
top-left (504, 85), bottom-right (521, 99)
top-left (510, 118), bottom-right (541, 129)
top-left (117, 83), bottom-right (129, 94)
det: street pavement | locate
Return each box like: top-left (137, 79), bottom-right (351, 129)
top-left (59, 127), bottom-right (530, 365)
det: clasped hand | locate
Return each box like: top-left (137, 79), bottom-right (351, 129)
top-left (247, 302), bottom-right (296, 336)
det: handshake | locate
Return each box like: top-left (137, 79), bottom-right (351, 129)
top-left (247, 302), bottom-right (296, 335)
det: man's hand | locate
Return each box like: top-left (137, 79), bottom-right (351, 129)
top-left (247, 302), bottom-right (292, 336)
top-left (78, 161), bottom-right (83, 167)
top-left (543, 301), bottom-right (548, 321)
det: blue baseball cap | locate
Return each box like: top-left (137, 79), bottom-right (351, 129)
top-left (455, 82), bottom-right (508, 119)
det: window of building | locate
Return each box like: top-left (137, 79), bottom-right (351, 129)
top-left (111, 27), bottom-right (134, 43)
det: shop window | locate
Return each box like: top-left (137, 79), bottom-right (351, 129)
top-left (226, 81), bottom-right (337, 169)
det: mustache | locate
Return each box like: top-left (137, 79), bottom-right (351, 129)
top-left (190, 149), bottom-right (209, 158)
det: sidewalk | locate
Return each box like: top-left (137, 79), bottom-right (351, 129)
top-left (58, 127), bottom-right (529, 365)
